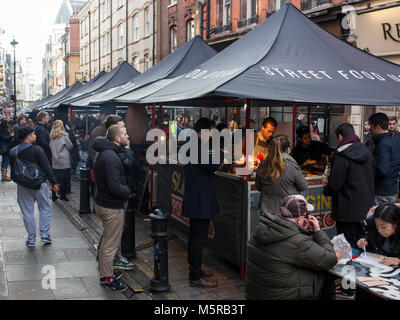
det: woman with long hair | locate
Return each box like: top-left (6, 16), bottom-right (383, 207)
top-left (357, 203), bottom-right (400, 266)
top-left (49, 120), bottom-right (73, 201)
top-left (256, 135), bottom-right (308, 214)
top-left (0, 119), bottom-right (13, 181)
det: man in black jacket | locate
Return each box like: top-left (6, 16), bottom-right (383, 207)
top-left (12, 115), bottom-right (26, 147)
top-left (93, 114), bottom-right (136, 270)
top-left (9, 126), bottom-right (58, 247)
top-left (323, 123), bottom-right (375, 248)
top-left (93, 124), bottom-right (132, 291)
top-left (34, 111), bottom-right (52, 164)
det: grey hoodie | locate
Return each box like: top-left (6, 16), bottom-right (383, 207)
top-left (49, 135), bottom-right (73, 169)
top-left (256, 153), bottom-right (308, 214)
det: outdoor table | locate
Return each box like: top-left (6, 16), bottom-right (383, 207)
top-left (329, 258), bottom-right (400, 300)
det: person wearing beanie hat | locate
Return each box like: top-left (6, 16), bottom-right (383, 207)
top-left (245, 195), bottom-right (338, 300)
top-left (9, 126), bottom-right (58, 247)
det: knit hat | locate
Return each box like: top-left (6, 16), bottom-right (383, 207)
top-left (280, 195), bottom-right (314, 218)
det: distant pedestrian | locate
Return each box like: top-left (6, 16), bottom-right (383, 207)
top-left (246, 195), bottom-right (338, 300)
top-left (93, 125), bottom-right (133, 291)
top-left (12, 115), bottom-right (27, 147)
top-left (363, 120), bottom-right (375, 153)
top-left (323, 123), bottom-right (375, 248)
top-left (0, 119), bottom-right (13, 181)
top-left (49, 120), bottom-right (73, 201)
top-left (389, 117), bottom-right (400, 142)
top-left (369, 113), bottom-right (400, 206)
top-left (88, 113), bottom-right (107, 167)
top-left (9, 126), bottom-right (58, 247)
top-left (34, 111), bottom-right (52, 164)
top-left (256, 135), bottom-right (308, 215)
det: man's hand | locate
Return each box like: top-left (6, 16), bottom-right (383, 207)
top-left (307, 215), bottom-right (320, 232)
top-left (52, 184), bottom-right (59, 193)
top-left (357, 238), bottom-right (368, 249)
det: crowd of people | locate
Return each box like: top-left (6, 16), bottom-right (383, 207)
top-left (1, 108), bottom-right (400, 298)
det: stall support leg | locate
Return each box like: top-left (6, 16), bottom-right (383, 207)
top-left (85, 108), bottom-right (89, 141)
top-left (292, 104), bottom-right (296, 146)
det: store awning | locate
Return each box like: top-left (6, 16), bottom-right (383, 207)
top-left (137, 4), bottom-right (400, 106)
top-left (88, 35), bottom-right (217, 105)
top-left (35, 81), bottom-right (84, 111)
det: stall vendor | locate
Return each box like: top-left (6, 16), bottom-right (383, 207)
top-left (291, 126), bottom-right (334, 167)
top-left (254, 117), bottom-right (277, 159)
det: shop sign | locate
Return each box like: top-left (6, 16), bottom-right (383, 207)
top-left (382, 22), bottom-right (400, 43)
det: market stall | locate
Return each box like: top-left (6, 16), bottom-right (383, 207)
top-left (131, 3), bottom-right (400, 279)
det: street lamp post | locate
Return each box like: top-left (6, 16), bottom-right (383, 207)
top-left (10, 38), bottom-right (18, 119)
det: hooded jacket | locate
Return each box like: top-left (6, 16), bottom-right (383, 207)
top-left (256, 153), bottom-right (308, 214)
top-left (93, 137), bottom-right (131, 209)
top-left (324, 141), bottom-right (375, 222)
top-left (372, 132), bottom-right (400, 196)
top-left (49, 134), bottom-right (73, 169)
top-left (245, 212), bottom-right (337, 300)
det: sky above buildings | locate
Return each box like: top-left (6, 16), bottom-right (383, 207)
top-left (0, 0), bottom-right (63, 83)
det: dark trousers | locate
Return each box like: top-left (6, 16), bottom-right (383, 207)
top-left (53, 168), bottom-right (71, 198)
top-left (188, 218), bottom-right (210, 281)
top-left (336, 221), bottom-right (363, 249)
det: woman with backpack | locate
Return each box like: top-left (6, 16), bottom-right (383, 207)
top-left (0, 119), bottom-right (13, 181)
top-left (49, 120), bottom-right (73, 201)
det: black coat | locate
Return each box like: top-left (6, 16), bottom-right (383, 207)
top-left (324, 141), bottom-right (375, 223)
top-left (0, 126), bottom-right (12, 155)
top-left (93, 138), bottom-right (131, 209)
top-left (359, 215), bottom-right (400, 258)
top-left (372, 132), bottom-right (400, 196)
top-left (9, 144), bottom-right (57, 185)
top-left (183, 139), bottom-right (223, 220)
top-left (34, 123), bottom-right (52, 164)
top-left (291, 141), bottom-right (334, 166)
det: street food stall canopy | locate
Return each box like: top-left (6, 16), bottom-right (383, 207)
top-left (25, 94), bottom-right (54, 113)
top-left (64, 61), bottom-right (140, 107)
top-left (35, 81), bottom-right (84, 111)
top-left (138, 3), bottom-right (400, 106)
top-left (88, 35), bottom-right (217, 105)
top-left (47, 70), bottom-right (107, 110)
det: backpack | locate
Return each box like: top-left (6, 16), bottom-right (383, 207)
top-left (10, 144), bottom-right (44, 190)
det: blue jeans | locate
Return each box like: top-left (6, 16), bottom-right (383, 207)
top-left (1, 154), bottom-right (9, 170)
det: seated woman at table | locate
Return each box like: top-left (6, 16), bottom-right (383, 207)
top-left (245, 195), bottom-right (338, 300)
top-left (357, 203), bottom-right (400, 266)
top-left (255, 135), bottom-right (308, 215)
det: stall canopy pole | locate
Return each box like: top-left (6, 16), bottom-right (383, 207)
top-left (85, 108), bottom-right (89, 141)
top-left (307, 105), bottom-right (311, 129)
top-left (158, 104), bottom-right (163, 129)
top-left (152, 104), bottom-right (156, 129)
top-left (68, 106), bottom-right (71, 123)
top-left (292, 104), bottom-right (296, 146)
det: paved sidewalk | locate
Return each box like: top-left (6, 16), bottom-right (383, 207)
top-left (0, 180), bottom-right (126, 300)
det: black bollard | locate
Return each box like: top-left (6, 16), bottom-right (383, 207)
top-left (121, 194), bottom-right (137, 258)
top-left (149, 209), bottom-right (170, 293)
top-left (79, 166), bottom-right (91, 214)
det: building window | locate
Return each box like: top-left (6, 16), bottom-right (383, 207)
top-left (132, 56), bottom-right (139, 70)
top-left (80, 23), bottom-right (84, 38)
top-left (118, 0), bottom-right (123, 8)
top-left (144, 7), bottom-right (150, 37)
top-left (93, 9), bottom-right (98, 27)
top-left (186, 19), bottom-right (195, 40)
top-left (247, 0), bottom-right (257, 18)
top-left (133, 14), bottom-right (139, 41)
top-left (276, 0), bottom-right (287, 10)
top-left (223, 0), bottom-right (231, 25)
top-left (95, 39), bottom-right (98, 59)
top-left (170, 26), bottom-right (177, 52)
top-left (144, 53), bottom-right (149, 71)
top-left (107, 32), bottom-right (110, 53)
top-left (118, 24), bottom-right (124, 49)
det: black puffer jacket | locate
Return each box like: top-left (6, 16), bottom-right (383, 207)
top-left (34, 123), bottom-right (52, 164)
top-left (93, 138), bottom-right (131, 209)
top-left (246, 212), bottom-right (337, 300)
top-left (324, 141), bottom-right (375, 223)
